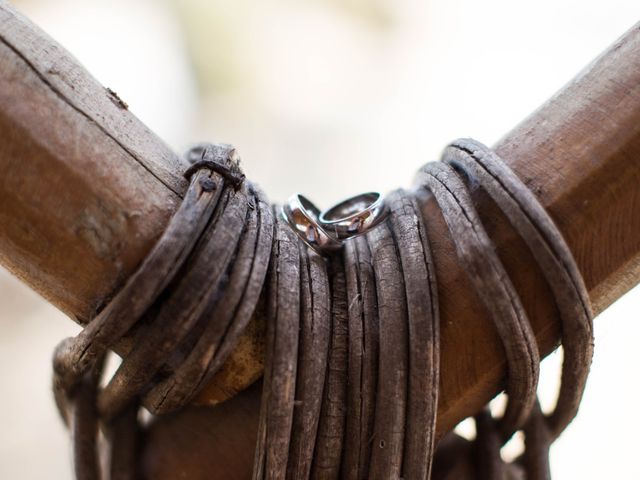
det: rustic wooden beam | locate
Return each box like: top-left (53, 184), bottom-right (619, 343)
top-left (1, 1), bottom-right (639, 477)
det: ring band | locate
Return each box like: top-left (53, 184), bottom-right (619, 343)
top-left (319, 192), bottom-right (388, 240)
top-left (281, 194), bottom-right (342, 254)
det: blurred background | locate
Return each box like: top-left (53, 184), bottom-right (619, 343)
top-left (1, 0), bottom-right (639, 478)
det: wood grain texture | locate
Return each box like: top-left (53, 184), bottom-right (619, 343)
top-left (429, 22), bottom-right (640, 433)
top-left (0, 1), bottom-right (184, 321)
top-left (1, 1), bottom-right (640, 477)
top-left (0, 1), bottom-right (261, 403)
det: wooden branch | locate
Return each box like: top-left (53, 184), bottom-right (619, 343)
top-left (0, 1), bottom-right (264, 402)
top-left (431, 23), bottom-right (640, 430)
top-left (0, 0), bottom-right (184, 318)
top-left (1, 1), bottom-right (639, 477)
top-left (436, 24), bottom-right (640, 427)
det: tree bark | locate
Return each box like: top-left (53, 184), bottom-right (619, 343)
top-left (1, 2), bottom-right (639, 477)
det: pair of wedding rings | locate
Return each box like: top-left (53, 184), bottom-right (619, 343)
top-left (282, 192), bottom-right (388, 254)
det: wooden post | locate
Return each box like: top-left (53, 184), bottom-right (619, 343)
top-left (1, 2), bottom-right (639, 477)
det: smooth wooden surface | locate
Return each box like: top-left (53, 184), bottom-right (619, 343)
top-left (1, 2), bottom-right (639, 478)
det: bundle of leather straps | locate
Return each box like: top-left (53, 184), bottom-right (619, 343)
top-left (52, 138), bottom-right (593, 479)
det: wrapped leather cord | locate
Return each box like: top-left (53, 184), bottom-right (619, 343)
top-left (52, 138), bottom-right (595, 480)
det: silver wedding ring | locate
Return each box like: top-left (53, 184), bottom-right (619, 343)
top-left (282, 191), bottom-right (388, 254)
top-left (319, 192), bottom-right (387, 240)
top-left (282, 194), bottom-right (342, 254)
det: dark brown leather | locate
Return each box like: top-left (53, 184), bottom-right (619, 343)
top-left (53, 139), bottom-right (593, 480)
